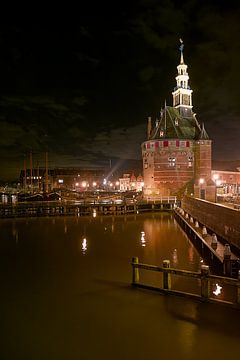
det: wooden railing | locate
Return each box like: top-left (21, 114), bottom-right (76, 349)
top-left (131, 257), bottom-right (240, 308)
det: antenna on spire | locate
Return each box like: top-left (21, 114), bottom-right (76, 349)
top-left (164, 99), bottom-right (167, 131)
top-left (179, 38), bottom-right (184, 64)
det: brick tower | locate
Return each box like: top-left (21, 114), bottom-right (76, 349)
top-left (141, 40), bottom-right (215, 201)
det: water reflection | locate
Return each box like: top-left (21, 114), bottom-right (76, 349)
top-left (213, 283), bottom-right (222, 296)
top-left (2, 194), bottom-right (7, 204)
top-left (140, 231), bottom-right (146, 247)
top-left (172, 248), bottom-right (178, 266)
top-left (12, 225), bottom-right (19, 244)
top-left (82, 237), bottom-right (87, 254)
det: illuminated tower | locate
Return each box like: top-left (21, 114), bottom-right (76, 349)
top-left (172, 39), bottom-right (193, 118)
top-left (141, 40), bottom-right (215, 201)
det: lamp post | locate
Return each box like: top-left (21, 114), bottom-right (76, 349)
top-left (199, 178), bottom-right (205, 199)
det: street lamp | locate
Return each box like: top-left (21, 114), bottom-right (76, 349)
top-left (199, 178), bottom-right (205, 199)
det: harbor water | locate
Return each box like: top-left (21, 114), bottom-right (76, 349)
top-left (1, 212), bottom-right (240, 359)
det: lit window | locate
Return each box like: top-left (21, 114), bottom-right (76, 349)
top-left (168, 157), bottom-right (176, 167)
top-left (188, 156), bottom-right (193, 167)
top-left (58, 179), bottom-right (64, 184)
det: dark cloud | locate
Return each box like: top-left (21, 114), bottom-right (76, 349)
top-left (1, 1), bottom-right (240, 180)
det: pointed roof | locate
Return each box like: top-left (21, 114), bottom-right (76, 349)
top-left (149, 106), bottom-right (201, 140)
top-left (199, 123), bottom-right (209, 140)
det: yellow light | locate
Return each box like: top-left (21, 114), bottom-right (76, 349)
top-left (75, 182), bottom-right (79, 186)
top-left (213, 173), bottom-right (219, 180)
top-left (115, 181), bottom-right (120, 186)
top-left (82, 238), bottom-right (87, 253)
top-left (213, 283), bottom-right (222, 296)
top-left (82, 181), bottom-right (87, 188)
top-left (199, 178), bottom-right (204, 185)
top-left (92, 182), bottom-right (97, 187)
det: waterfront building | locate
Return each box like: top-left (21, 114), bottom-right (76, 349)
top-left (119, 173), bottom-right (144, 192)
top-left (211, 169), bottom-right (240, 197)
top-left (142, 41), bottom-right (215, 201)
top-left (20, 167), bottom-right (106, 192)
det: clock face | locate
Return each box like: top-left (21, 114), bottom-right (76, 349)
top-left (183, 94), bottom-right (189, 105)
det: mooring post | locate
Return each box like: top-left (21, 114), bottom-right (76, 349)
top-left (211, 233), bottom-right (218, 249)
top-left (201, 265), bottom-right (210, 300)
top-left (237, 270), bottom-right (240, 305)
top-left (132, 257), bottom-right (139, 284)
top-left (163, 260), bottom-right (171, 290)
top-left (202, 226), bottom-right (207, 237)
top-left (223, 244), bottom-right (231, 276)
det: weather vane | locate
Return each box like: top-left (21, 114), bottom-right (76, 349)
top-left (179, 38), bottom-right (184, 53)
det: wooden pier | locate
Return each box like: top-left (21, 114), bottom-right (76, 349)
top-left (131, 257), bottom-right (240, 308)
top-left (174, 207), bottom-right (240, 278)
top-left (0, 198), bottom-right (179, 218)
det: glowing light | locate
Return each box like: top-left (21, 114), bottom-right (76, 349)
top-left (103, 179), bottom-right (107, 185)
top-left (213, 173), bottom-right (219, 180)
top-left (199, 178), bottom-right (204, 185)
top-left (213, 283), bottom-right (222, 296)
top-left (140, 231), bottom-right (146, 247)
top-left (115, 181), bottom-right (120, 186)
top-left (75, 182), bottom-right (79, 187)
top-left (93, 209), bottom-right (97, 218)
top-left (216, 179), bottom-right (222, 186)
top-left (82, 181), bottom-right (87, 188)
top-left (110, 183), bottom-right (113, 187)
top-left (92, 182), bottom-right (97, 187)
top-left (58, 179), bottom-right (63, 184)
top-left (82, 238), bottom-right (87, 254)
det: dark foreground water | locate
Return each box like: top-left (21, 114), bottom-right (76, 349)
top-left (0, 213), bottom-right (240, 359)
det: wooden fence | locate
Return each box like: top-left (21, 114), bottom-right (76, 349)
top-left (131, 257), bottom-right (240, 308)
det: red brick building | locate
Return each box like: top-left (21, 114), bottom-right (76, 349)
top-left (142, 41), bottom-right (215, 201)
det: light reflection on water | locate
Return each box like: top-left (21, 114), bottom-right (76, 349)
top-left (0, 212), bottom-right (239, 359)
top-left (0, 212), bottom-right (202, 271)
top-left (81, 237), bottom-right (87, 254)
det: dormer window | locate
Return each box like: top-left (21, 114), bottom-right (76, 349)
top-left (168, 157), bottom-right (176, 167)
top-left (188, 156), bottom-right (193, 167)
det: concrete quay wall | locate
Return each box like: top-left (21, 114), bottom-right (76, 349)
top-left (181, 196), bottom-right (240, 251)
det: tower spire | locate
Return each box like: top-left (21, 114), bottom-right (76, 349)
top-left (172, 39), bottom-right (193, 117)
top-left (179, 38), bottom-right (184, 64)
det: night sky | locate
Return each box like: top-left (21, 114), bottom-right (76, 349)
top-left (1, 0), bottom-right (240, 180)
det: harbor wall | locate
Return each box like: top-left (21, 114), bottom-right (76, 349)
top-left (181, 196), bottom-right (240, 251)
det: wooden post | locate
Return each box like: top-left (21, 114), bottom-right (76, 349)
top-left (132, 257), bottom-right (139, 284)
top-left (211, 234), bottom-right (218, 249)
top-left (163, 260), bottom-right (171, 290)
top-left (223, 244), bottom-right (231, 276)
top-left (201, 265), bottom-right (210, 300)
top-left (237, 270), bottom-right (240, 305)
top-left (202, 226), bottom-right (207, 237)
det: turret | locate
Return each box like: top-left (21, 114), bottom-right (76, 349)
top-left (147, 117), bottom-right (152, 139)
top-left (172, 39), bottom-right (193, 118)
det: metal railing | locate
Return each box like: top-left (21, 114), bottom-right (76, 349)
top-left (131, 257), bottom-right (240, 308)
